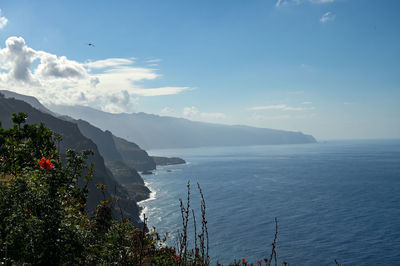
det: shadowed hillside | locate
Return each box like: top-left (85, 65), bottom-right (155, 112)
top-left (0, 94), bottom-right (142, 222)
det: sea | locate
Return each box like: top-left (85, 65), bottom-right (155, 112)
top-left (139, 140), bottom-right (400, 265)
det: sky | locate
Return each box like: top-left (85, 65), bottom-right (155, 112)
top-left (0, 0), bottom-right (399, 140)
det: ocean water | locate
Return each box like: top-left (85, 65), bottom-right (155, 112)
top-left (139, 140), bottom-right (400, 265)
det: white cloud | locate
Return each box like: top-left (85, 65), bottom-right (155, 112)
top-left (0, 36), bottom-right (190, 113)
top-left (130, 87), bottom-right (190, 97)
top-left (0, 37), bottom-right (39, 84)
top-left (99, 66), bottom-right (158, 82)
top-left (90, 77), bottom-right (99, 87)
top-left (146, 59), bottom-right (161, 64)
top-left (102, 90), bottom-right (137, 113)
top-left (275, 0), bottom-right (334, 7)
top-left (320, 12), bottom-right (335, 23)
top-left (252, 114), bottom-right (291, 120)
top-left (252, 113), bottom-right (316, 120)
top-left (146, 59), bottom-right (161, 67)
top-left (36, 52), bottom-right (87, 79)
top-left (183, 106), bottom-right (226, 120)
top-left (302, 101), bottom-right (313, 105)
top-left (161, 107), bottom-right (174, 114)
top-left (275, 0), bottom-right (285, 7)
top-left (0, 9), bottom-right (8, 30)
top-left (84, 58), bottom-right (134, 69)
top-left (183, 106), bottom-right (199, 117)
top-left (310, 0), bottom-right (334, 3)
top-left (249, 104), bottom-right (306, 111)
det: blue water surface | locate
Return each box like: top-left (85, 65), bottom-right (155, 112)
top-left (139, 140), bottom-right (400, 265)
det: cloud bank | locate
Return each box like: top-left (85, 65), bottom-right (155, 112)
top-left (0, 36), bottom-right (190, 113)
top-left (249, 104), bottom-right (308, 111)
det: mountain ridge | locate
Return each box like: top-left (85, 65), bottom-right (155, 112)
top-left (48, 104), bottom-right (317, 149)
top-left (0, 90), bottom-right (182, 171)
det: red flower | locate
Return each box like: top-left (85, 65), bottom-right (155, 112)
top-left (39, 157), bottom-right (53, 170)
top-left (257, 260), bottom-right (262, 265)
top-left (174, 254), bottom-right (180, 259)
top-left (283, 261), bottom-right (288, 265)
top-left (242, 258), bottom-right (247, 265)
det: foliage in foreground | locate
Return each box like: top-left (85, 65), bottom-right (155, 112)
top-left (0, 113), bottom-right (195, 265)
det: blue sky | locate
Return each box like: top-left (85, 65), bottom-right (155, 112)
top-left (0, 0), bottom-right (399, 140)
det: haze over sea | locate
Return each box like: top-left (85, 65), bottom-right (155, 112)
top-left (140, 140), bottom-right (400, 265)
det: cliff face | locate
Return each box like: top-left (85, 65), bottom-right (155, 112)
top-left (74, 119), bottom-right (123, 162)
top-left (63, 117), bottom-right (157, 173)
top-left (113, 136), bottom-right (156, 171)
top-left (0, 96), bottom-right (142, 222)
top-left (151, 156), bottom-right (186, 166)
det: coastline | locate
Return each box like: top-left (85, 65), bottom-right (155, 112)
top-left (138, 178), bottom-right (157, 221)
top-left (136, 161), bottom-right (187, 222)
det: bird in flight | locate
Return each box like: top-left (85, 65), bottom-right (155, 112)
top-left (87, 43), bottom-right (95, 47)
